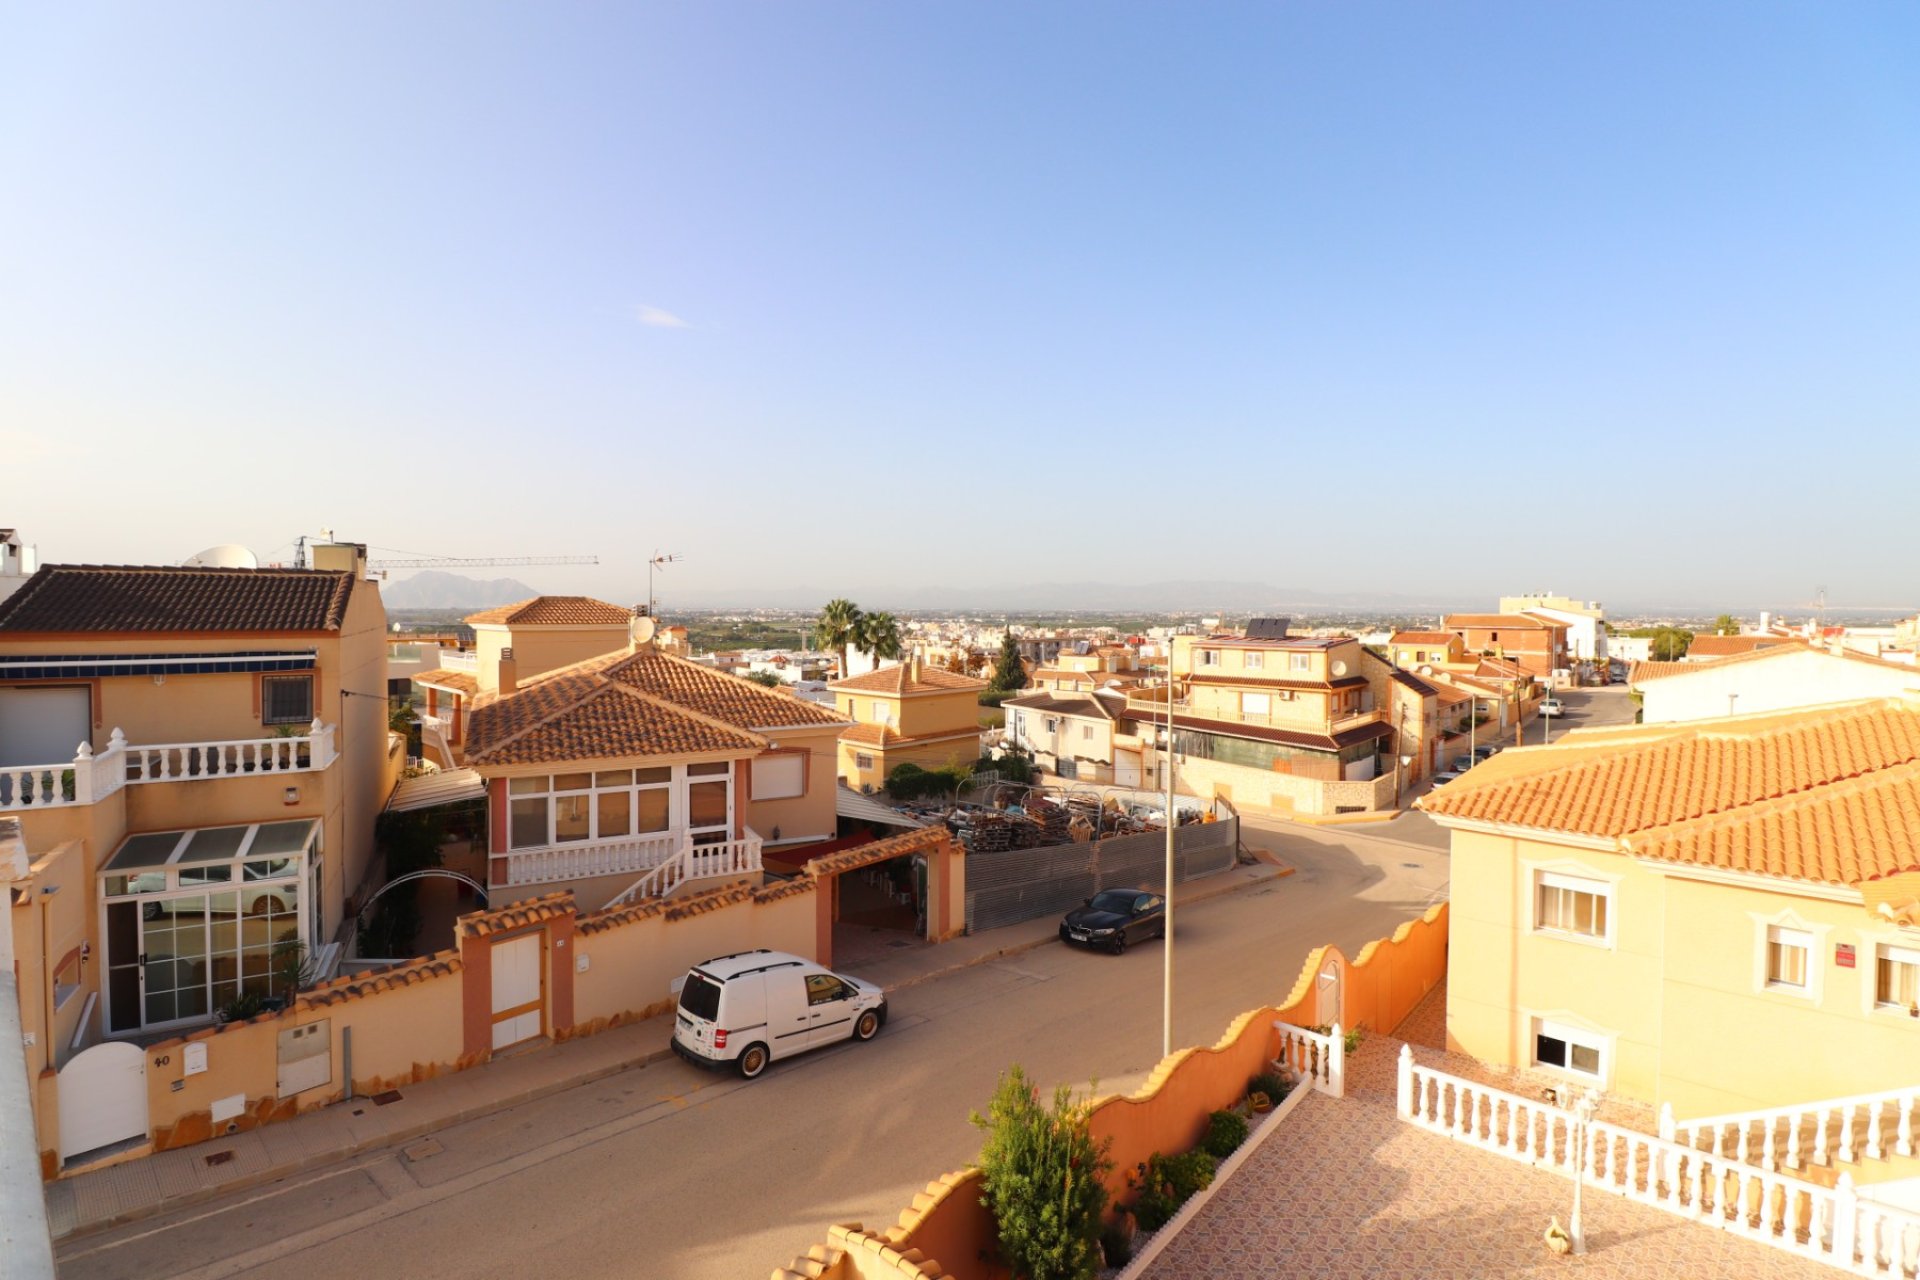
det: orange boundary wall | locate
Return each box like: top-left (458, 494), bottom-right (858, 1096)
top-left (776, 903), bottom-right (1449, 1280)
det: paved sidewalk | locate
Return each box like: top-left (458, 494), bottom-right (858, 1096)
top-left (1139, 987), bottom-right (1837, 1280)
top-left (46, 859), bottom-right (1283, 1241)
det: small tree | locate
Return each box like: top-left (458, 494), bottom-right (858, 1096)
top-left (814, 598), bottom-right (864, 677)
top-left (990, 634), bottom-right (1026, 692)
top-left (860, 611), bottom-right (904, 662)
top-left (744, 670), bottom-right (783, 687)
top-left (970, 1066), bottom-right (1111, 1280)
top-left (1713, 614), bottom-right (1740, 636)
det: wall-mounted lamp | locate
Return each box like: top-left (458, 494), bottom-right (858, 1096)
top-left (152, 673), bottom-right (166, 686)
top-left (283, 787), bottom-right (300, 805)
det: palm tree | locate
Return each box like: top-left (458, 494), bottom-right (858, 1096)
top-left (861, 612), bottom-right (904, 662)
top-left (814, 598), bottom-right (864, 678)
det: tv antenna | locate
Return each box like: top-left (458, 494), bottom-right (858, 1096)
top-left (647, 551), bottom-right (683, 618)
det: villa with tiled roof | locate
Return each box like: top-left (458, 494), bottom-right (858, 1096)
top-left (1628, 639), bottom-right (1920, 723)
top-left (417, 599), bottom-right (851, 910)
top-left (1419, 696), bottom-right (1920, 1119)
top-left (829, 657), bottom-right (986, 791)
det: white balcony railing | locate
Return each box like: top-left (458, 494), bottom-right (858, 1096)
top-left (491, 830), bottom-right (683, 889)
top-left (0, 723), bottom-right (338, 813)
top-left (1397, 1048), bottom-right (1920, 1278)
top-left (437, 650), bottom-right (479, 673)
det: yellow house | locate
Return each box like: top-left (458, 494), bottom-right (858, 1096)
top-left (413, 596), bottom-right (637, 765)
top-left (440, 618), bottom-right (851, 910)
top-left (1388, 629), bottom-right (1466, 671)
top-left (1421, 696), bottom-right (1920, 1121)
top-left (0, 558), bottom-right (399, 1166)
top-left (830, 658), bottom-right (986, 791)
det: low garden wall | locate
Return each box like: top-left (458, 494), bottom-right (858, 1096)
top-left (773, 902), bottom-right (1450, 1280)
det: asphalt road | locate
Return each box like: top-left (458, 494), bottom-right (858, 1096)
top-left (55, 818), bottom-right (1450, 1280)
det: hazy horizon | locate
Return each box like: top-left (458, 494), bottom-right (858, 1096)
top-left (6, 5), bottom-right (1917, 609)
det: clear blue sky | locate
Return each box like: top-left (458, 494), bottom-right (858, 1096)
top-left (4, 4), bottom-right (1916, 611)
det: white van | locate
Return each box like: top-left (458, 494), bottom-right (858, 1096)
top-left (670, 949), bottom-right (888, 1079)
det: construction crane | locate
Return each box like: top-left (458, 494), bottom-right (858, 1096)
top-left (368, 555), bottom-right (599, 570)
top-left (291, 534), bottom-right (596, 570)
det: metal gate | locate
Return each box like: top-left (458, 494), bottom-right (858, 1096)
top-left (965, 815), bottom-right (1237, 933)
top-left (57, 1041), bottom-right (148, 1162)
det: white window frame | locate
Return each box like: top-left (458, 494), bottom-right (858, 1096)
top-left (1081, 724), bottom-right (1094, 742)
top-left (1748, 909), bottom-right (1828, 1001)
top-left (1243, 651), bottom-right (1263, 670)
top-left (1524, 862), bottom-right (1618, 949)
top-left (855, 752), bottom-right (875, 770)
top-left (1289, 653), bottom-right (1312, 673)
top-left (1197, 649), bottom-right (1220, 668)
top-left (751, 752), bottom-right (805, 801)
top-left (506, 768), bottom-right (677, 850)
top-left (1241, 692), bottom-right (1272, 718)
top-left (1529, 1015), bottom-right (1609, 1083)
top-left (1872, 941), bottom-right (1920, 1015)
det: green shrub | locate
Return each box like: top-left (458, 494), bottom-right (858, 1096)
top-left (1200, 1109), bottom-right (1248, 1160)
top-left (1308, 1023), bottom-right (1364, 1054)
top-left (1249, 1071), bottom-right (1290, 1105)
top-left (1130, 1150), bottom-right (1216, 1234)
top-left (970, 1066), bottom-right (1111, 1280)
top-left (886, 762), bottom-right (972, 801)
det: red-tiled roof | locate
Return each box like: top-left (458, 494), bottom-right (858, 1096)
top-left (830, 661), bottom-right (987, 695)
top-left (1420, 697), bottom-right (1920, 886)
top-left (1685, 633), bottom-right (1800, 658)
top-left (0, 565), bottom-right (354, 634)
top-left (412, 669), bottom-right (480, 696)
top-left (1445, 613), bottom-right (1560, 631)
top-left (464, 597), bottom-right (633, 627)
top-left (1391, 631), bottom-right (1458, 646)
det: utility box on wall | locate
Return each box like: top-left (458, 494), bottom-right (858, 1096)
top-left (277, 1020), bottom-right (332, 1098)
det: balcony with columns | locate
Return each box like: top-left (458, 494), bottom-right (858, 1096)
top-left (0, 722), bottom-right (339, 813)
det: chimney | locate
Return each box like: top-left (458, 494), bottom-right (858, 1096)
top-left (497, 646), bottom-right (519, 695)
top-left (1760, 611), bottom-right (1771, 634)
top-left (908, 653), bottom-right (922, 683)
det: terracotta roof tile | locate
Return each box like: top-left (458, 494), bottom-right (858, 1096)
top-left (830, 662), bottom-right (988, 695)
top-left (413, 668), bottom-right (480, 696)
top-left (1685, 633), bottom-right (1801, 658)
top-left (1420, 697), bottom-right (1920, 886)
top-left (0, 565), bottom-right (354, 633)
top-left (465, 644), bottom-right (846, 767)
top-left (1391, 631), bottom-right (1458, 646)
top-left (464, 596), bottom-right (633, 627)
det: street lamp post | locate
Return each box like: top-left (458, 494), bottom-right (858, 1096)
top-left (1162, 655), bottom-right (1175, 1060)
top-left (1569, 1088), bottom-right (1601, 1255)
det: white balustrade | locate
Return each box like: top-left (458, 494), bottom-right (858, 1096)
top-left (495, 831), bottom-right (683, 888)
top-left (1399, 1046), bottom-right (1920, 1278)
top-left (604, 830), bottom-right (765, 908)
top-left (1273, 1021), bottom-right (1345, 1099)
top-left (0, 724), bottom-right (339, 812)
top-left (1667, 1085), bottom-right (1920, 1176)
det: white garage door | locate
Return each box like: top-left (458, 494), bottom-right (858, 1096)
top-left (0, 686), bottom-right (91, 767)
top-left (58, 1041), bottom-right (148, 1161)
top-left (1114, 750), bottom-right (1143, 789)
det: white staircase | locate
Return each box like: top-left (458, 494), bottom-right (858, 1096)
top-left (1665, 1087), bottom-right (1920, 1178)
top-left (604, 831), bottom-right (763, 909)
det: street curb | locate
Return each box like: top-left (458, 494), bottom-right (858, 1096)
top-left (53, 1042), bottom-right (678, 1244)
top-left (55, 865), bottom-right (1288, 1244)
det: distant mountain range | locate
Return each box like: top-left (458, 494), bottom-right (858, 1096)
top-left (383, 570), bottom-right (539, 609)
top-left (654, 580), bottom-right (1456, 614)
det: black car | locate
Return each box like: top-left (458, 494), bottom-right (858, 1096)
top-left (1060, 888), bottom-right (1166, 955)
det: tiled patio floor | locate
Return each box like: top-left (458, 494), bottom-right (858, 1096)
top-left (1140, 984), bottom-right (1839, 1280)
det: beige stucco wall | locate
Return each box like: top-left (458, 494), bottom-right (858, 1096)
top-left (837, 733), bottom-right (980, 791)
top-left (473, 624), bottom-right (630, 692)
top-left (570, 889), bottom-right (818, 1028)
top-left (1446, 825), bottom-right (1920, 1116)
top-left (744, 724), bottom-right (841, 845)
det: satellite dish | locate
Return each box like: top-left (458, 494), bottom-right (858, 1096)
top-left (631, 615), bottom-right (658, 646)
top-left (1418, 665), bottom-right (1434, 676)
top-left (183, 544), bottom-right (259, 569)
top-left (1331, 659), bottom-right (1349, 677)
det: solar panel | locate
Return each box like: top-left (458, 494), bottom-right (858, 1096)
top-left (1245, 617), bottom-right (1293, 639)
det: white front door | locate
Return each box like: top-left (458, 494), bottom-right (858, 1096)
top-left (1318, 960), bottom-right (1342, 1027)
top-left (490, 933), bottom-right (543, 1050)
top-left (58, 1041), bottom-right (148, 1161)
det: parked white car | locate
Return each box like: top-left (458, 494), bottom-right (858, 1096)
top-left (1540, 698), bottom-right (1566, 717)
top-left (671, 949), bottom-right (887, 1079)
